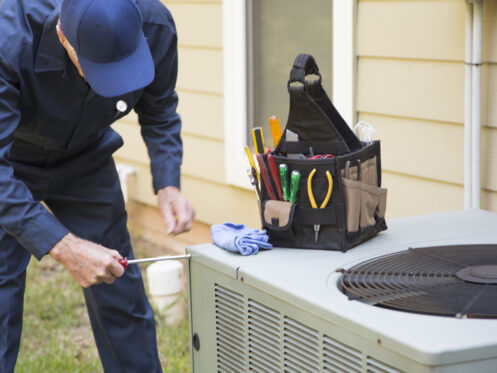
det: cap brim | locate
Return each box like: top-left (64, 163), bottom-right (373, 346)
top-left (78, 32), bottom-right (155, 98)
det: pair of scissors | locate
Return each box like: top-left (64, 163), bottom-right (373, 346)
top-left (307, 168), bottom-right (333, 242)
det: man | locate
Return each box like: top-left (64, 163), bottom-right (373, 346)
top-left (0, 0), bottom-right (194, 371)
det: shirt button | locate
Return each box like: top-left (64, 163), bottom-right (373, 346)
top-left (116, 100), bottom-right (128, 113)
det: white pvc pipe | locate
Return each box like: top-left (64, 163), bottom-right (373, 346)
top-left (464, 1), bottom-right (473, 209)
top-left (147, 261), bottom-right (186, 325)
top-left (471, 0), bottom-right (483, 209)
top-left (116, 163), bottom-right (136, 203)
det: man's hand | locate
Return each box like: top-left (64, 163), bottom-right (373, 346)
top-left (49, 233), bottom-right (125, 288)
top-left (158, 186), bottom-right (195, 235)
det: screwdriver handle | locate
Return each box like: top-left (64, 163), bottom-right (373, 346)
top-left (118, 258), bottom-right (128, 269)
top-left (289, 170), bottom-right (301, 204)
top-left (267, 154), bottom-right (283, 200)
top-left (269, 116), bottom-right (282, 148)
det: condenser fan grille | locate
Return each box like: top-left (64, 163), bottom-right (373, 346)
top-left (340, 244), bottom-right (497, 318)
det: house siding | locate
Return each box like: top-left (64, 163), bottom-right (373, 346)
top-left (114, 0), bottom-right (497, 228)
top-left (113, 0), bottom-right (261, 227)
top-left (357, 0), bottom-right (497, 218)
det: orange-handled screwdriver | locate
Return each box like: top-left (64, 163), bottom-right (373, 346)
top-left (269, 116), bottom-right (282, 148)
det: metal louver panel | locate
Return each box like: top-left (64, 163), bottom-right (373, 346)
top-left (248, 299), bottom-right (281, 372)
top-left (367, 357), bottom-right (404, 373)
top-left (283, 316), bottom-right (320, 372)
top-left (323, 335), bottom-right (362, 373)
top-left (215, 284), bottom-right (246, 372)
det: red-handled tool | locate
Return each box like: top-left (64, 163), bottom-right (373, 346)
top-left (256, 153), bottom-right (277, 200)
top-left (267, 154), bottom-right (283, 200)
top-left (119, 254), bottom-right (192, 269)
top-left (308, 154), bottom-right (334, 159)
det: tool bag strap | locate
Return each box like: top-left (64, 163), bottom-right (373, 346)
top-left (276, 54), bottom-right (362, 156)
top-left (288, 54), bottom-right (322, 86)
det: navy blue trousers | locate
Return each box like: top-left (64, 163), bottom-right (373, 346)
top-left (0, 133), bottom-right (162, 372)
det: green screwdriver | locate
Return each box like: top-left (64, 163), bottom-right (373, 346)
top-left (289, 170), bottom-right (301, 204)
top-left (279, 164), bottom-right (289, 201)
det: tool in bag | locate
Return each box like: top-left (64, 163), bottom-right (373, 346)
top-left (255, 53), bottom-right (387, 251)
top-left (307, 169), bottom-right (333, 242)
top-left (269, 116), bottom-right (283, 147)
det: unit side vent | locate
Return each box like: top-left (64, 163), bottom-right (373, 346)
top-left (367, 356), bottom-right (404, 373)
top-left (323, 335), bottom-right (362, 373)
top-left (248, 299), bottom-right (282, 372)
top-left (283, 316), bottom-right (320, 372)
top-left (214, 284), bottom-right (246, 372)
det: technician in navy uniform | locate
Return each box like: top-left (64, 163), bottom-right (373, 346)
top-left (0, 0), bottom-right (194, 371)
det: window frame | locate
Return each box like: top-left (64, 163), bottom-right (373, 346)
top-left (223, 0), bottom-right (356, 188)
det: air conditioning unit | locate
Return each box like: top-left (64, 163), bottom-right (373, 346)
top-left (186, 209), bottom-right (497, 372)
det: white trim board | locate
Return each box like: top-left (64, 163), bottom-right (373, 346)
top-left (223, 0), bottom-right (355, 188)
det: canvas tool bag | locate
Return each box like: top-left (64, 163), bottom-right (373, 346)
top-left (259, 54), bottom-right (387, 251)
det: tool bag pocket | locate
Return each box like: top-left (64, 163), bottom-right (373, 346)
top-left (282, 157), bottom-right (346, 250)
top-left (260, 200), bottom-right (299, 247)
top-left (258, 53), bottom-right (387, 251)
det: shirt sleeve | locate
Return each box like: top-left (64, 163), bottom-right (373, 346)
top-left (0, 58), bottom-right (69, 260)
top-left (134, 21), bottom-right (182, 194)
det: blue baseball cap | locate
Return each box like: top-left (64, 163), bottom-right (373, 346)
top-left (60, 0), bottom-right (155, 98)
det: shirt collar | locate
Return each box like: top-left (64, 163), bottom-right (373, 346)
top-left (34, 7), bottom-right (68, 73)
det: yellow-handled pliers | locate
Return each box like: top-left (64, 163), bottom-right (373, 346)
top-left (307, 168), bottom-right (333, 242)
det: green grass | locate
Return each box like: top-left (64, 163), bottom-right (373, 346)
top-left (15, 238), bottom-right (191, 373)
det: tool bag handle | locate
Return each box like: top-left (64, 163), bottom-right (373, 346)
top-left (276, 54), bottom-right (362, 155)
top-left (288, 54), bottom-right (322, 86)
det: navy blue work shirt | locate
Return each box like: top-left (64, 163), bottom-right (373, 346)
top-left (0, 0), bottom-right (182, 260)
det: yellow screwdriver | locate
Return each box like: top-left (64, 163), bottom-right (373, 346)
top-left (244, 145), bottom-right (260, 182)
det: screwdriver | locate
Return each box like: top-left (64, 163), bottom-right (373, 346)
top-left (244, 145), bottom-right (260, 182)
top-left (279, 163), bottom-right (289, 201)
top-left (269, 116), bottom-right (282, 148)
top-left (119, 254), bottom-right (192, 269)
top-left (289, 170), bottom-right (301, 203)
top-left (252, 127), bottom-right (265, 154)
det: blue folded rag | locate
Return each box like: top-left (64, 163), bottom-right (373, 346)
top-left (210, 223), bottom-right (272, 256)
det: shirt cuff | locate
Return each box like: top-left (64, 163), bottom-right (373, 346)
top-left (17, 211), bottom-right (70, 261)
top-left (151, 161), bottom-right (181, 193)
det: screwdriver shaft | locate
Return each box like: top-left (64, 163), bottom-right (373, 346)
top-left (126, 254), bottom-right (191, 264)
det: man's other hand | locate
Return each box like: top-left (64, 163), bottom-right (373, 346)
top-left (49, 233), bottom-right (125, 287)
top-left (157, 186), bottom-right (195, 235)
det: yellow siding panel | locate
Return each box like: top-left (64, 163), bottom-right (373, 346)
top-left (113, 92), bottom-right (224, 140)
top-left (357, 0), bottom-right (465, 61)
top-left (178, 90), bottom-right (224, 140)
top-left (114, 122), bottom-right (149, 164)
top-left (483, 0), bottom-right (497, 63)
top-left (359, 113), bottom-right (464, 185)
top-left (485, 63), bottom-right (497, 128)
top-left (182, 135), bottom-right (224, 182)
top-left (114, 121), bottom-right (225, 183)
top-left (177, 48), bottom-right (223, 94)
top-left (181, 176), bottom-right (261, 227)
top-left (483, 189), bottom-right (497, 213)
top-left (118, 111), bottom-right (138, 125)
top-left (482, 127), bottom-right (497, 192)
top-left (118, 164), bottom-right (261, 228)
top-left (167, 3), bottom-right (222, 48)
top-left (382, 172), bottom-right (463, 219)
top-left (118, 162), bottom-right (496, 226)
top-left (357, 57), bottom-right (465, 123)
